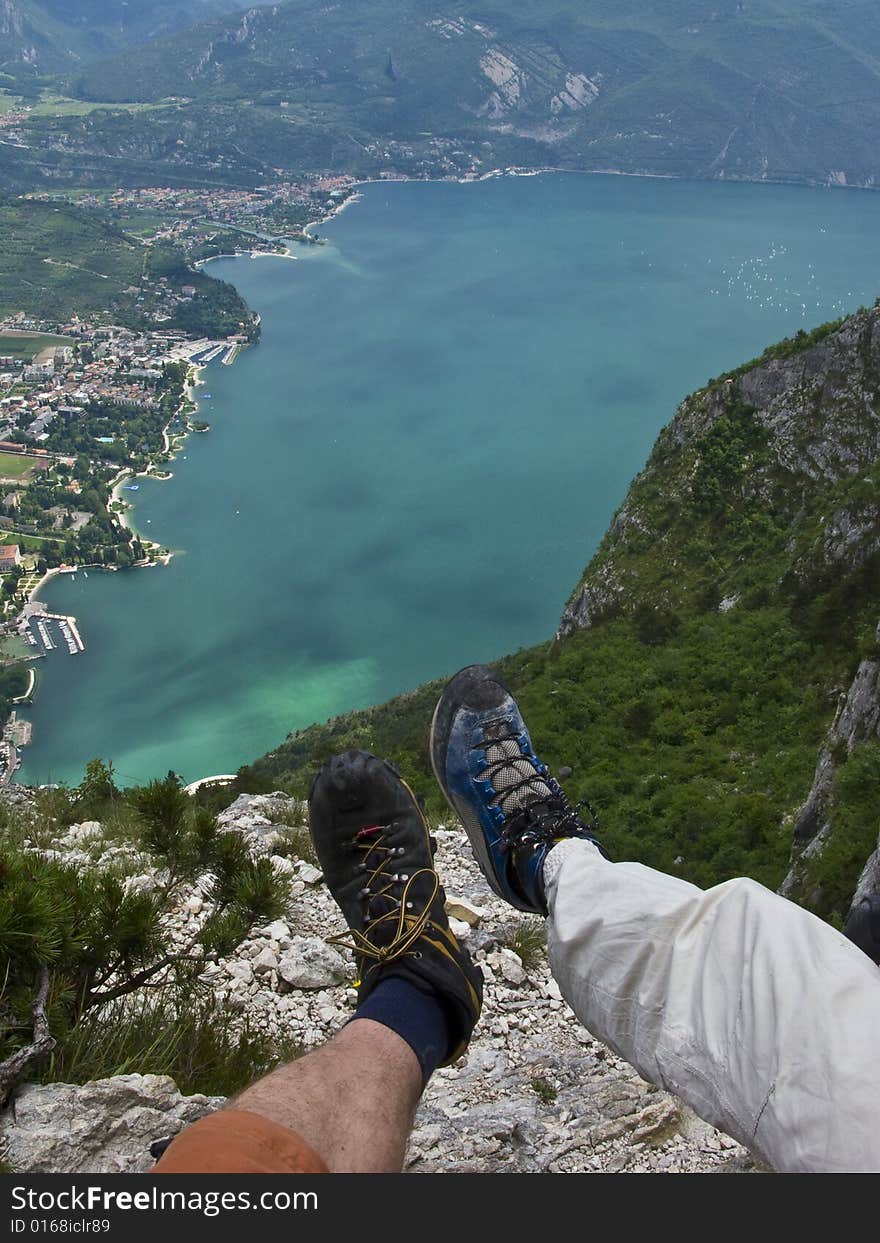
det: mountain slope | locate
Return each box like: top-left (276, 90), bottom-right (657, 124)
top-left (0, 0), bottom-right (256, 79)
top-left (237, 307), bottom-right (880, 919)
top-left (0, 196), bottom-right (256, 335)
top-left (31, 0), bottom-right (880, 189)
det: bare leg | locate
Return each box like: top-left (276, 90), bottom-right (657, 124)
top-left (230, 1018), bottom-right (423, 1173)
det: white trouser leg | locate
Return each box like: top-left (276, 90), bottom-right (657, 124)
top-left (544, 839), bottom-right (880, 1173)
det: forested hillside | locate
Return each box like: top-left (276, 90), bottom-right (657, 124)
top-left (20, 0), bottom-right (880, 190)
top-left (0, 196), bottom-right (256, 336)
top-left (0, 0), bottom-right (254, 81)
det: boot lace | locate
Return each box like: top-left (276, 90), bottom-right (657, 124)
top-left (327, 821), bottom-right (437, 966)
top-left (476, 726), bottom-right (599, 850)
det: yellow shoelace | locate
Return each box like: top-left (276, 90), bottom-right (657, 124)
top-left (327, 828), bottom-right (439, 970)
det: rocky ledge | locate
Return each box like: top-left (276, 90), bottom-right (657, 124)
top-left (1, 791), bottom-right (754, 1175)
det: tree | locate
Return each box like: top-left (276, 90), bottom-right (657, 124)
top-left (0, 773), bottom-right (291, 1106)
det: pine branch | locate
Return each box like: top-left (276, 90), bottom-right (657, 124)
top-left (0, 968), bottom-right (56, 1110)
top-left (84, 952), bottom-right (177, 1009)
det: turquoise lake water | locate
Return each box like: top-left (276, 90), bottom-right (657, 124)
top-left (18, 173), bottom-right (880, 787)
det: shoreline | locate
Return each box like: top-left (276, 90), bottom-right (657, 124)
top-left (18, 356), bottom-right (200, 759)
top-left (27, 358), bottom-right (199, 610)
top-left (15, 185), bottom-right (371, 777)
top-left (15, 164), bottom-right (861, 783)
top-left (104, 361), bottom-right (204, 567)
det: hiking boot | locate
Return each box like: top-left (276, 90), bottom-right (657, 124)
top-left (309, 749), bottom-right (483, 1063)
top-left (430, 665), bottom-right (607, 915)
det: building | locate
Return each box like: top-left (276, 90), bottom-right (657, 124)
top-left (0, 545), bottom-right (22, 571)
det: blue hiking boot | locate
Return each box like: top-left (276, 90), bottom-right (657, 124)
top-left (430, 665), bottom-right (606, 915)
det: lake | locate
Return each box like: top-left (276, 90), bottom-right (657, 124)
top-left (18, 172), bottom-right (880, 786)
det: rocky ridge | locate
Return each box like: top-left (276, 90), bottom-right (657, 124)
top-left (779, 623), bottom-right (880, 908)
top-left (1, 790), bottom-right (753, 1175)
top-left (560, 308), bottom-right (880, 639)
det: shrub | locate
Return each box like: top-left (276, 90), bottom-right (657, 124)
top-left (40, 990), bottom-right (300, 1098)
top-left (530, 1076), bottom-right (558, 1105)
top-left (498, 917), bottom-right (546, 970)
top-left (0, 771), bottom-right (291, 1106)
top-left (269, 826), bottom-right (318, 867)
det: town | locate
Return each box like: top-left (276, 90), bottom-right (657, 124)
top-left (0, 310), bottom-right (254, 782)
top-left (0, 166), bottom-right (368, 785)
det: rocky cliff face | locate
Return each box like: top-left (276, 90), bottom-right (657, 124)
top-left (559, 308), bottom-right (880, 638)
top-left (779, 630), bottom-right (880, 907)
top-left (556, 309), bottom-right (880, 921)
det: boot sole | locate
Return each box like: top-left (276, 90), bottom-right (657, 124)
top-left (429, 680), bottom-right (524, 908)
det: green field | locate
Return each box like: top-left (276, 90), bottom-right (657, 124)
top-left (0, 453), bottom-right (35, 480)
top-left (113, 212), bottom-right (176, 237)
top-left (27, 93), bottom-right (178, 118)
top-left (0, 527), bottom-right (53, 551)
top-left (0, 333), bottom-right (71, 362)
top-left (0, 87), bottom-right (168, 117)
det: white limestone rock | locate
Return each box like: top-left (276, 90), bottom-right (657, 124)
top-left (488, 947), bottom-right (526, 985)
top-left (278, 937), bottom-right (349, 990)
top-left (251, 947), bottom-right (279, 976)
top-left (1, 1075), bottom-right (223, 1174)
top-left (64, 821), bottom-right (103, 844)
top-left (225, 959), bottom-right (254, 985)
top-left (124, 873), bottom-right (158, 896)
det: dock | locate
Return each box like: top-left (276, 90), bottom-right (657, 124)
top-left (222, 344), bottom-right (240, 366)
top-left (12, 666), bottom-right (36, 704)
top-left (1, 711), bottom-right (31, 785)
top-left (21, 602), bottom-right (85, 655)
top-left (36, 618), bottom-right (55, 651)
top-left (202, 344), bottom-right (225, 362)
top-left (43, 611), bottom-right (86, 652)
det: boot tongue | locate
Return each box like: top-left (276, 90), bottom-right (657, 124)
top-left (482, 733), bottom-right (553, 817)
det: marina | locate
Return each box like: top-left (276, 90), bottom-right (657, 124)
top-left (19, 602), bottom-right (86, 659)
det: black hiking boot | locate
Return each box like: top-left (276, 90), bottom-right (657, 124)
top-left (430, 664), bottom-right (607, 915)
top-left (309, 749), bottom-right (483, 1063)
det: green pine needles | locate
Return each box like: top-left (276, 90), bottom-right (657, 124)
top-left (0, 768), bottom-right (291, 1106)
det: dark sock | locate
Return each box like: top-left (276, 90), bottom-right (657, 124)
top-left (354, 975), bottom-right (455, 1086)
